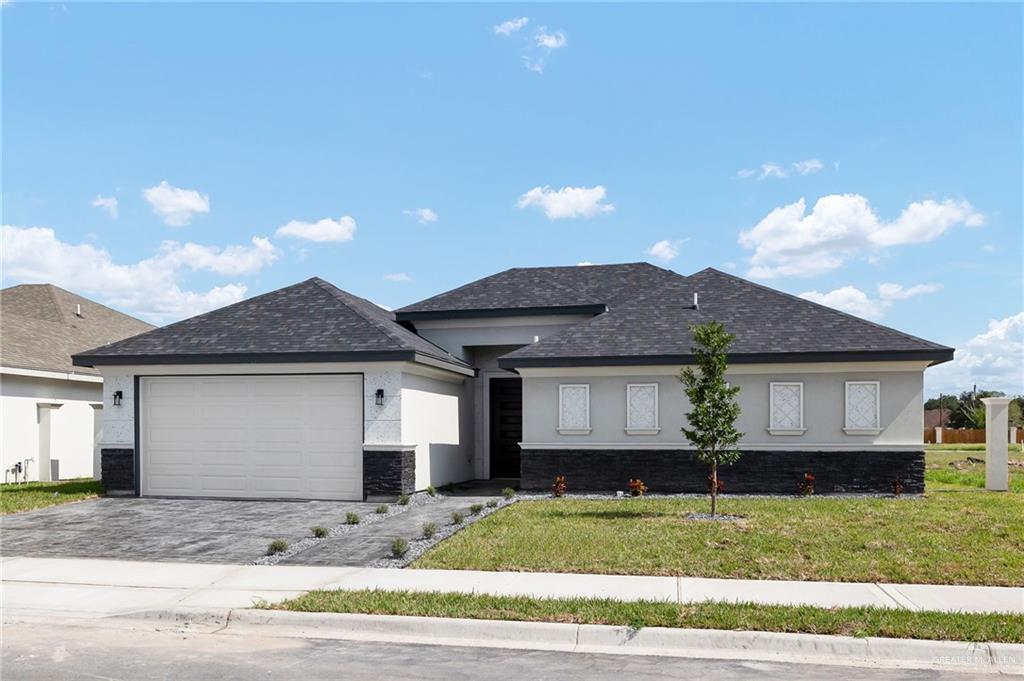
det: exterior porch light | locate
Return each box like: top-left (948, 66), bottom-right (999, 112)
top-left (375, 389), bottom-right (385, 406)
top-left (112, 390), bottom-right (123, 406)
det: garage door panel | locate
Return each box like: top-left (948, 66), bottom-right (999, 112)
top-left (142, 375), bottom-right (363, 500)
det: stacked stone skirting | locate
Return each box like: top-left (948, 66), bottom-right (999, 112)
top-left (520, 449), bottom-right (924, 495)
top-left (100, 448), bottom-right (136, 495)
top-left (363, 449), bottom-right (416, 498)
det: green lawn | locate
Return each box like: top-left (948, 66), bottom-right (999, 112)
top-left (415, 489), bottom-right (1023, 586)
top-left (274, 589), bottom-right (1024, 644)
top-left (0, 478), bottom-right (104, 514)
top-left (925, 448), bottom-right (1024, 492)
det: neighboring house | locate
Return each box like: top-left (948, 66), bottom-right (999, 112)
top-left (72, 264), bottom-right (953, 499)
top-left (1, 284), bottom-right (154, 482)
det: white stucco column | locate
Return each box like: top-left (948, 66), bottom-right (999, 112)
top-left (36, 403), bottom-right (63, 482)
top-left (90, 403), bottom-right (104, 480)
top-left (934, 426), bottom-right (943, 444)
top-left (982, 397), bottom-right (1011, 492)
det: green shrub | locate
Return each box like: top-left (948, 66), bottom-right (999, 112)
top-left (426, 484), bottom-right (437, 497)
top-left (266, 539), bottom-right (288, 555)
top-left (311, 526), bottom-right (329, 539)
top-left (422, 522), bottom-right (438, 539)
top-left (346, 512), bottom-right (360, 525)
top-left (450, 511), bottom-right (464, 525)
top-left (469, 503), bottom-right (483, 515)
top-left (486, 500), bottom-right (498, 508)
top-left (375, 504), bottom-right (389, 514)
top-left (398, 494), bottom-right (410, 506)
top-left (391, 537), bottom-right (409, 558)
top-left (501, 487), bottom-right (516, 500)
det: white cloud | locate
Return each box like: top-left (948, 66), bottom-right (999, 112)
top-left (733, 169), bottom-right (757, 179)
top-left (142, 181), bottom-right (210, 226)
top-left (275, 216), bottom-right (357, 243)
top-left (799, 281), bottom-right (942, 320)
top-left (91, 195), bottom-right (118, 219)
top-left (517, 185), bottom-right (614, 220)
top-left (493, 17), bottom-right (529, 35)
top-left (792, 159), bottom-right (824, 175)
top-left (646, 238), bottom-right (689, 263)
top-left (759, 163), bottom-right (788, 179)
top-left (739, 194), bottom-right (983, 278)
top-left (384, 272), bottom-right (411, 282)
top-left (403, 208), bottom-right (438, 224)
top-left (1, 225), bottom-right (277, 323)
top-left (926, 312), bottom-right (1024, 395)
top-left (577, 261), bottom-right (595, 266)
top-left (535, 27), bottom-right (566, 49)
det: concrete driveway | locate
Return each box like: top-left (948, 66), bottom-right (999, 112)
top-left (1, 493), bottom-right (497, 566)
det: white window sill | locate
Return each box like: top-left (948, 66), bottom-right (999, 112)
top-left (557, 428), bottom-right (592, 435)
top-left (625, 428), bottom-right (661, 435)
top-left (768, 428), bottom-right (806, 436)
top-left (843, 428), bottom-right (882, 435)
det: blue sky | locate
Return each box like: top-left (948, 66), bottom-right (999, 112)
top-left (3, 2), bottom-right (1021, 396)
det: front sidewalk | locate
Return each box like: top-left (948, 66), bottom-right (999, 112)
top-left (2, 556), bottom-right (1020, 620)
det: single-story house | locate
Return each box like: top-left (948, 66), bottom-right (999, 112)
top-left (72, 264), bottom-right (953, 499)
top-left (1, 284), bottom-right (154, 482)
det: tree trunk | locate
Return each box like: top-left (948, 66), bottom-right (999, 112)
top-left (710, 462), bottom-right (718, 517)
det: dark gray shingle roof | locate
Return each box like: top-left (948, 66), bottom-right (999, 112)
top-left (1, 284), bottom-right (155, 376)
top-left (498, 268), bottom-right (953, 367)
top-left (72, 278), bottom-right (471, 371)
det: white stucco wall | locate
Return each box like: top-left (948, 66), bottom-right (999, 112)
top-left (1, 371), bottom-right (102, 480)
top-left (401, 372), bottom-right (471, 489)
top-left (413, 315), bottom-right (592, 361)
top-left (520, 362), bottom-right (928, 449)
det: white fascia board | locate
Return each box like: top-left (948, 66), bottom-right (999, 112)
top-left (518, 361), bottom-right (931, 378)
top-left (520, 442), bottom-right (926, 451)
top-left (94, 358), bottom-right (472, 380)
top-left (413, 314), bottom-right (593, 330)
top-left (0, 365), bottom-right (103, 383)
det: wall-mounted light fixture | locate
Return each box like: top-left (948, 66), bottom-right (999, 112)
top-left (112, 390), bottom-right (123, 407)
top-left (375, 389), bottom-right (385, 406)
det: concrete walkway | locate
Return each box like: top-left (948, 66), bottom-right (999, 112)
top-left (2, 557), bottom-right (1020, 619)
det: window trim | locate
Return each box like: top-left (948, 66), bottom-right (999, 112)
top-left (625, 383), bottom-right (660, 435)
top-left (558, 383), bottom-right (591, 435)
top-left (844, 380), bottom-right (882, 435)
top-left (768, 381), bottom-right (806, 435)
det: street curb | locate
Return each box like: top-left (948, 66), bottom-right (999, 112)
top-left (166, 609), bottom-right (1023, 675)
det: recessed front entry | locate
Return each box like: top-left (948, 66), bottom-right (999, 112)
top-left (140, 374), bottom-right (363, 500)
top-left (489, 376), bottom-right (522, 479)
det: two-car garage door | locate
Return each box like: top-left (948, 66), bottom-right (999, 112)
top-left (140, 375), bottom-right (362, 500)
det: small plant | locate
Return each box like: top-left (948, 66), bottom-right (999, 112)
top-left (397, 493), bottom-right (410, 506)
top-left (391, 537), bottom-right (409, 558)
top-left (345, 512), bottom-right (361, 525)
top-left (451, 510), bottom-right (464, 524)
top-left (501, 487), bottom-right (516, 500)
top-left (266, 539), bottom-right (288, 555)
top-left (311, 526), bottom-right (328, 539)
top-left (486, 499), bottom-right (498, 508)
top-left (891, 478), bottom-right (905, 496)
top-left (426, 484), bottom-right (437, 497)
top-left (551, 475), bottom-right (567, 497)
top-left (628, 478), bottom-right (648, 497)
top-left (422, 522), bottom-right (437, 539)
top-left (375, 504), bottom-right (389, 514)
top-left (469, 503), bottom-right (484, 515)
top-left (798, 472), bottom-right (815, 496)
top-left (707, 474), bottom-right (724, 495)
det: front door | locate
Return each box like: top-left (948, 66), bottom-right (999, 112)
top-left (489, 377), bottom-right (522, 479)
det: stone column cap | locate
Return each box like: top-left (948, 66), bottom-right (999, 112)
top-left (363, 443), bottom-right (418, 452)
top-left (981, 397), bottom-right (1013, 405)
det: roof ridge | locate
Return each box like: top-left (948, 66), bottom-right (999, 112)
top-left (44, 284), bottom-right (69, 324)
top-left (691, 268), bottom-right (951, 351)
top-left (308, 278), bottom-right (406, 350)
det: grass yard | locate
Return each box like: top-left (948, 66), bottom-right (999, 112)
top-left (415, 489), bottom-right (1023, 586)
top-left (925, 448), bottom-right (1024, 492)
top-left (0, 478), bottom-right (104, 514)
top-left (274, 589), bottom-right (1024, 643)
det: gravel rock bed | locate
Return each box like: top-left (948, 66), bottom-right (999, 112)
top-left (254, 492), bottom-right (439, 566)
top-left (683, 512), bottom-right (744, 522)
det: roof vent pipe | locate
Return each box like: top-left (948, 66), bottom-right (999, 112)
top-left (75, 303), bottom-right (82, 317)
top-left (533, 335), bottom-right (540, 343)
top-left (693, 293), bottom-right (699, 310)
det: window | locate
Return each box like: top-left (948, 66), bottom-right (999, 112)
top-left (769, 382), bottom-right (805, 435)
top-left (845, 381), bottom-right (881, 434)
top-left (626, 383), bottom-right (659, 434)
top-left (558, 384), bottom-right (591, 434)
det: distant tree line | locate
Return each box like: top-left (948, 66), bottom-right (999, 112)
top-left (925, 391), bottom-right (1024, 428)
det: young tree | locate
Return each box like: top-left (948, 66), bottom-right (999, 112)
top-left (678, 321), bottom-right (743, 516)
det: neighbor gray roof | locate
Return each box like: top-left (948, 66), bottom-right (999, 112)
top-left (395, 263), bottom-right (683, 319)
top-left (498, 268), bottom-right (953, 368)
top-left (0, 284), bottom-right (155, 376)
top-left (72, 278), bottom-right (472, 373)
